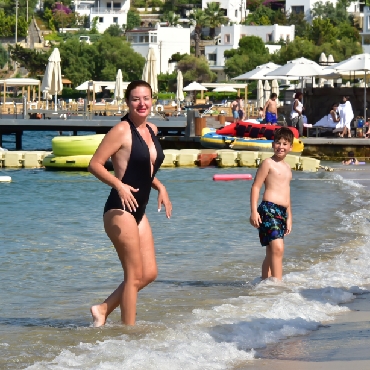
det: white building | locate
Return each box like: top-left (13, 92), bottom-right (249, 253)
top-left (204, 24), bottom-right (295, 81)
top-left (285, 0), bottom-right (358, 20)
top-left (201, 0), bottom-right (248, 24)
top-left (126, 24), bottom-right (191, 74)
top-left (73, 0), bottom-right (130, 33)
top-left (360, 6), bottom-right (370, 53)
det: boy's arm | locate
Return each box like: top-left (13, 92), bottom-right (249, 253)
top-left (250, 160), bottom-right (270, 228)
top-left (285, 201), bottom-right (292, 235)
top-left (263, 100), bottom-right (269, 115)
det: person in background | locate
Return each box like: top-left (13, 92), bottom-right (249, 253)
top-left (290, 92), bottom-right (304, 137)
top-left (231, 96), bottom-right (241, 123)
top-left (337, 95), bottom-right (354, 138)
top-left (314, 103), bottom-right (340, 128)
top-left (263, 93), bottom-right (278, 125)
top-left (342, 150), bottom-right (359, 165)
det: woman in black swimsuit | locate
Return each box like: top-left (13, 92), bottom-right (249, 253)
top-left (88, 81), bottom-right (172, 326)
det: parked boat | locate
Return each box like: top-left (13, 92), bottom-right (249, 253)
top-left (200, 129), bottom-right (304, 155)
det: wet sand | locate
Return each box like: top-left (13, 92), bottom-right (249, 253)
top-left (246, 291), bottom-right (370, 369)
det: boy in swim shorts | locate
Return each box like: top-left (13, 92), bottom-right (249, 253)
top-left (249, 127), bottom-right (293, 280)
top-left (263, 93), bottom-right (278, 125)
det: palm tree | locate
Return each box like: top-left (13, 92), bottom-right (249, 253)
top-left (204, 2), bottom-right (228, 39)
top-left (189, 8), bottom-right (208, 58)
top-left (160, 11), bottom-right (180, 26)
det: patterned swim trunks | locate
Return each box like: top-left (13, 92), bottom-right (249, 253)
top-left (257, 201), bottom-right (287, 246)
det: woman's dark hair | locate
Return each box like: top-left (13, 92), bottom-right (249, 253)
top-left (343, 95), bottom-right (350, 101)
top-left (125, 80), bottom-right (153, 100)
top-left (294, 92), bottom-right (302, 99)
top-left (331, 103), bottom-right (338, 110)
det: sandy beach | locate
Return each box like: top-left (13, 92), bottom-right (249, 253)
top-left (245, 290), bottom-right (370, 369)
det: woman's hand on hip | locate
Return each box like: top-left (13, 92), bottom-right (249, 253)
top-left (118, 184), bottom-right (139, 212)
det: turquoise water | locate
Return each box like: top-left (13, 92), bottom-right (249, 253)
top-left (1, 133), bottom-right (370, 369)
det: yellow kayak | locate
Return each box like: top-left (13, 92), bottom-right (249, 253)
top-left (52, 134), bottom-right (104, 156)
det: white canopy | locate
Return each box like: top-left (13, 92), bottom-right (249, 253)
top-left (213, 86), bottom-right (237, 93)
top-left (0, 78), bottom-right (41, 86)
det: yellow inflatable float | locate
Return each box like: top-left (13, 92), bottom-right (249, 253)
top-left (52, 134), bottom-right (104, 156)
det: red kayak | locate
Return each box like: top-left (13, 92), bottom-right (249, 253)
top-left (216, 122), bottom-right (299, 139)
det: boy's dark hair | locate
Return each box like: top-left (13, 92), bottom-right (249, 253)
top-left (348, 150), bottom-right (355, 158)
top-left (274, 127), bottom-right (294, 145)
top-left (236, 96), bottom-right (241, 100)
top-left (270, 93), bottom-right (277, 99)
top-left (259, 107), bottom-right (263, 110)
top-left (125, 80), bottom-right (152, 100)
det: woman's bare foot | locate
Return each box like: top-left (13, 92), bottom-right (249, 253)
top-left (91, 304), bottom-right (107, 327)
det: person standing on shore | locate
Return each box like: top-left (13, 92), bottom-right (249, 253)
top-left (88, 80), bottom-right (172, 326)
top-left (290, 92), bottom-right (304, 137)
top-left (231, 96), bottom-right (241, 123)
top-left (337, 95), bottom-right (354, 138)
top-left (263, 93), bottom-right (278, 125)
top-left (249, 127), bottom-right (293, 280)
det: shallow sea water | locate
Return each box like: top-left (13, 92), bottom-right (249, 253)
top-left (1, 132), bottom-right (370, 369)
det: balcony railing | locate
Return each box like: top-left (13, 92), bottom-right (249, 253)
top-left (90, 7), bottom-right (127, 14)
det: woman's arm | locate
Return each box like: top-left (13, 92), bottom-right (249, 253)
top-left (152, 177), bottom-right (172, 218)
top-left (330, 110), bottom-right (340, 122)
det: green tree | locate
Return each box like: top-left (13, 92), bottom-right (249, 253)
top-left (224, 36), bottom-right (270, 78)
top-left (8, 44), bottom-right (50, 75)
top-left (104, 24), bottom-right (123, 37)
top-left (308, 18), bottom-right (338, 46)
top-left (189, 8), bottom-right (207, 57)
top-left (204, 2), bottom-right (228, 38)
top-left (160, 11), bottom-right (179, 26)
top-left (243, 5), bottom-right (274, 25)
top-left (287, 12), bottom-right (309, 38)
top-left (126, 9), bottom-right (141, 31)
top-left (0, 43), bottom-right (8, 68)
top-left (177, 54), bottom-right (216, 83)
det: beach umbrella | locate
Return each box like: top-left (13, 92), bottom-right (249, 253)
top-left (263, 80), bottom-right (271, 106)
top-left (183, 81), bottom-right (207, 102)
top-left (176, 70), bottom-right (184, 102)
top-left (265, 57), bottom-right (324, 105)
top-left (183, 81), bottom-right (208, 91)
top-left (41, 48), bottom-right (63, 111)
top-left (114, 69), bottom-right (124, 101)
top-left (232, 62), bottom-right (282, 81)
top-left (333, 53), bottom-right (370, 119)
top-left (142, 47), bottom-right (158, 94)
top-left (256, 80), bottom-right (264, 109)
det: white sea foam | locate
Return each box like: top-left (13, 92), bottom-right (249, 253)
top-left (25, 171), bottom-right (370, 369)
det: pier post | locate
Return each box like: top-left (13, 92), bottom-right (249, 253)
top-left (185, 109), bottom-right (196, 137)
top-left (15, 131), bottom-right (23, 150)
top-left (23, 94), bottom-right (27, 119)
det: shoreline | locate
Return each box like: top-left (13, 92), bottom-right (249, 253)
top-left (248, 290), bottom-right (370, 369)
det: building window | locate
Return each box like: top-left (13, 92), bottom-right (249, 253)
top-left (235, 10), bottom-right (238, 17)
top-left (224, 34), bottom-right (231, 44)
top-left (151, 35), bottom-right (157, 42)
top-left (208, 53), bottom-right (217, 65)
top-left (139, 35), bottom-right (149, 43)
top-left (266, 33), bottom-right (272, 42)
top-left (291, 6), bottom-right (304, 14)
top-left (113, 2), bottom-right (121, 8)
top-left (286, 34), bottom-right (290, 42)
top-left (113, 17), bottom-right (118, 24)
top-left (99, 17), bottom-right (104, 23)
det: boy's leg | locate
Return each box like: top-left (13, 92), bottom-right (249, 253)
top-left (262, 238), bottom-right (284, 280)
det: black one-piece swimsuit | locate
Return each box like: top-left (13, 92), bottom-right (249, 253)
top-left (103, 114), bottom-right (165, 224)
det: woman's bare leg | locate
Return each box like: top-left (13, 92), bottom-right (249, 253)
top-left (91, 213), bottom-right (157, 326)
